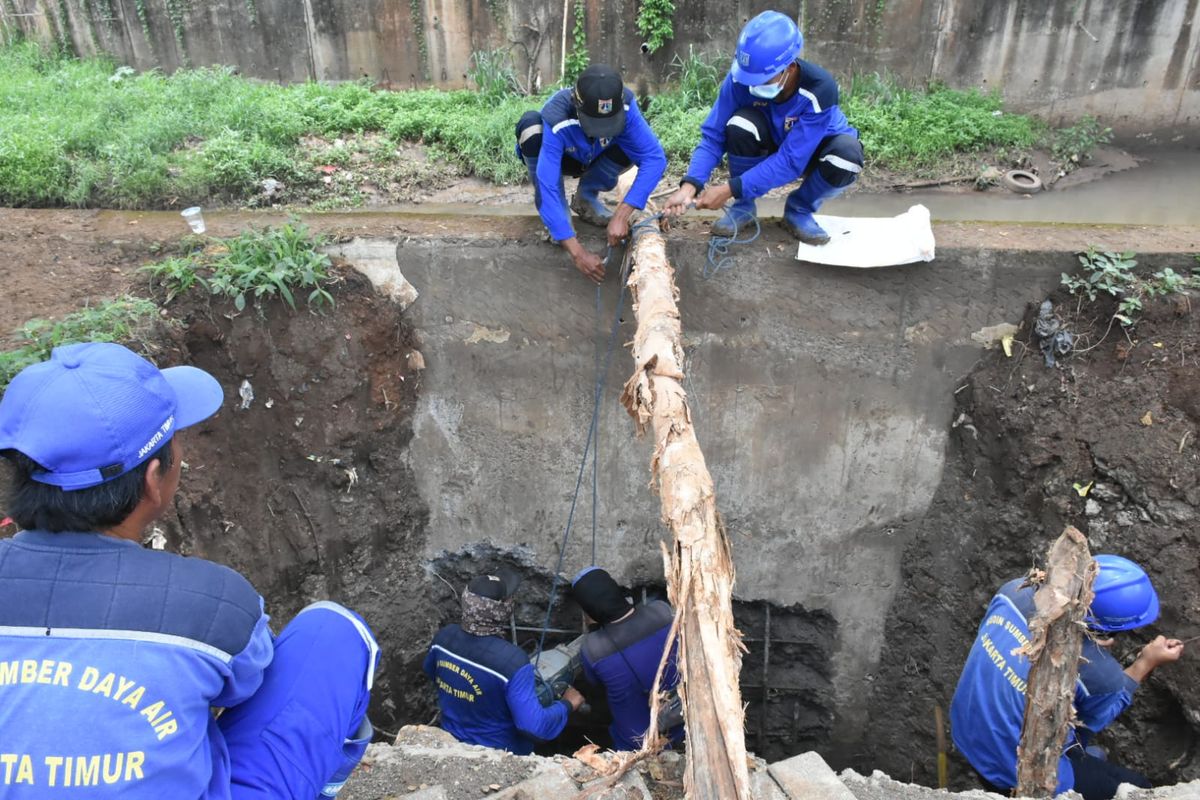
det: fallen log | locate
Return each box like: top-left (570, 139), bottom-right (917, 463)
top-left (617, 201), bottom-right (751, 799)
top-left (1015, 525), bottom-right (1097, 797)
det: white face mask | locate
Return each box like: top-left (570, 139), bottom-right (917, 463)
top-left (748, 68), bottom-right (788, 100)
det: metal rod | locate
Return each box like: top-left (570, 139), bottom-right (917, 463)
top-left (759, 605), bottom-right (771, 747)
top-left (510, 610), bottom-right (518, 645)
top-left (513, 624), bottom-right (579, 636)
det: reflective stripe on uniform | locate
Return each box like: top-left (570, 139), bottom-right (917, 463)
top-left (518, 123), bottom-right (543, 146)
top-left (820, 154), bottom-right (861, 173)
top-left (726, 115), bottom-right (762, 141)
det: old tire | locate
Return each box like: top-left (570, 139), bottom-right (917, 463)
top-left (1002, 169), bottom-right (1043, 194)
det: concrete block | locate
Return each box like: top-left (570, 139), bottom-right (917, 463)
top-left (327, 237), bottom-right (419, 310)
top-left (581, 767), bottom-right (654, 799)
top-left (767, 752), bottom-right (857, 800)
top-left (752, 768), bottom-right (790, 800)
top-left (397, 787), bottom-right (450, 800)
top-left (492, 767), bottom-right (580, 800)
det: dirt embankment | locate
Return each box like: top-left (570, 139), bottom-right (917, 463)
top-left (851, 284), bottom-right (1200, 789)
top-left (148, 273), bottom-right (438, 731)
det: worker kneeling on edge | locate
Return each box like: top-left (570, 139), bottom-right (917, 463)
top-left (950, 555), bottom-right (1185, 800)
top-left (570, 568), bottom-right (684, 751)
top-left (514, 63), bottom-right (668, 284)
top-left (663, 10), bottom-right (863, 245)
top-left (425, 570), bottom-right (586, 753)
top-left (0, 343), bottom-right (380, 799)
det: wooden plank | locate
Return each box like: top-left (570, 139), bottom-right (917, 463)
top-left (616, 183), bottom-right (751, 800)
top-left (1014, 525), bottom-right (1097, 797)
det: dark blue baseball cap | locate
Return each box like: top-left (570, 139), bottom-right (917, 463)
top-left (0, 342), bottom-right (224, 491)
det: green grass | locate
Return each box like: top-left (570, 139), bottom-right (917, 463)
top-left (143, 219), bottom-right (336, 311)
top-left (844, 74), bottom-right (1040, 171)
top-left (0, 41), bottom-right (1046, 209)
top-left (0, 297), bottom-right (161, 389)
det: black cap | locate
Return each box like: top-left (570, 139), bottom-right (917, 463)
top-left (573, 64), bottom-right (626, 139)
top-left (466, 568), bottom-right (522, 601)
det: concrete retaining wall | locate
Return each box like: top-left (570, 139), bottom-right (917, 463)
top-left (393, 231), bottom-right (1068, 741)
top-left (3, 0), bottom-right (1198, 130)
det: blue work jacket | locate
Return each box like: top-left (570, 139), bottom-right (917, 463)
top-left (533, 88), bottom-right (667, 241)
top-left (685, 59), bottom-right (856, 200)
top-left (950, 579), bottom-right (1139, 793)
top-left (580, 601), bottom-right (682, 751)
top-left (424, 624), bottom-right (570, 755)
top-left (0, 531), bottom-right (273, 799)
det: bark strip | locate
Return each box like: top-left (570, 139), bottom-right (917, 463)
top-left (618, 212), bottom-right (751, 800)
top-left (1015, 525), bottom-right (1097, 797)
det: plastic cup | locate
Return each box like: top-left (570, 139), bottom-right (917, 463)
top-left (181, 207), bottom-right (206, 234)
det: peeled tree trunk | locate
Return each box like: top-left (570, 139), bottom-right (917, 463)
top-left (618, 219), bottom-right (752, 800)
top-left (1015, 525), bottom-right (1098, 797)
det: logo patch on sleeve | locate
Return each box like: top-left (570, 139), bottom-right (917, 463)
top-left (784, 116), bottom-right (799, 131)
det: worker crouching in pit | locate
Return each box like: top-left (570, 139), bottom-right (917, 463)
top-left (570, 568), bottom-right (684, 751)
top-left (0, 343), bottom-right (379, 799)
top-left (514, 64), bottom-right (668, 284)
top-left (424, 571), bottom-right (586, 753)
top-left (950, 556), bottom-right (1185, 800)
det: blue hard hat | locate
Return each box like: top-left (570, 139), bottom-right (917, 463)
top-left (1087, 555), bottom-right (1160, 632)
top-left (731, 11), bottom-right (804, 86)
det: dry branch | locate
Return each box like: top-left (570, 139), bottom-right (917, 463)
top-left (616, 189), bottom-right (751, 799)
top-left (1015, 525), bottom-right (1097, 797)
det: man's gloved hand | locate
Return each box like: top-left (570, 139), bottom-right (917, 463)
top-left (663, 184), bottom-right (697, 218)
top-left (563, 238), bottom-right (605, 284)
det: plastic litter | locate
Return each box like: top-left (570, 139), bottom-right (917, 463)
top-left (181, 207), bottom-right (206, 234)
top-left (1034, 300), bottom-right (1074, 366)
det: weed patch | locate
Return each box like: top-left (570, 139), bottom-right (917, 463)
top-left (1062, 248), bottom-right (1200, 328)
top-left (0, 42), bottom-right (1050, 208)
top-left (144, 220), bottom-right (336, 311)
top-left (0, 297), bottom-right (161, 389)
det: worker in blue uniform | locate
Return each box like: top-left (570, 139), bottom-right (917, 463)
top-left (425, 571), bottom-right (585, 754)
top-left (0, 342), bottom-right (379, 799)
top-left (663, 10), bottom-right (863, 245)
top-left (570, 567), bottom-right (683, 751)
top-left (515, 64), bottom-right (668, 283)
top-left (951, 556), bottom-right (1184, 800)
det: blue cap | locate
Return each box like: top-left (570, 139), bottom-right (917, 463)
top-left (0, 343), bottom-right (224, 491)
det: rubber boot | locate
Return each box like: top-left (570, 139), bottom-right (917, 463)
top-left (570, 156), bottom-right (625, 227)
top-left (318, 717), bottom-right (374, 798)
top-left (711, 154), bottom-right (765, 238)
top-left (782, 169), bottom-right (847, 245)
top-left (525, 156), bottom-right (569, 242)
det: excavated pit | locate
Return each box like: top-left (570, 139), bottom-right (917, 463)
top-left (46, 221), bottom-right (1197, 794)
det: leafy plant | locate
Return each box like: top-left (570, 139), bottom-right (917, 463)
top-left (636, 0), bottom-right (675, 55)
top-left (668, 46), bottom-right (721, 106)
top-left (468, 48), bottom-right (521, 100)
top-left (142, 220), bottom-right (336, 311)
top-left (562, 1), bottom-right (589, 85)
top-left (1050, 116), bottom-right (1112, 171)
top-left (1061, 249), bottom-right (1199, 327)
top-left (0, 297), bottom-right (160, 389)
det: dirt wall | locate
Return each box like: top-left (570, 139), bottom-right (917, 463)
top-left (4, 0), bottom-right (1199, 130)
top-left (852, 284), bottom-right (1200, 789)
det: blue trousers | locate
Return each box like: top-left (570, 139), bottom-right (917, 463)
top-left (218, 602), bottom-right (379, 799)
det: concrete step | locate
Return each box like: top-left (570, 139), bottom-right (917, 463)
top-left (768, 752), bottom-right (858, 800)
